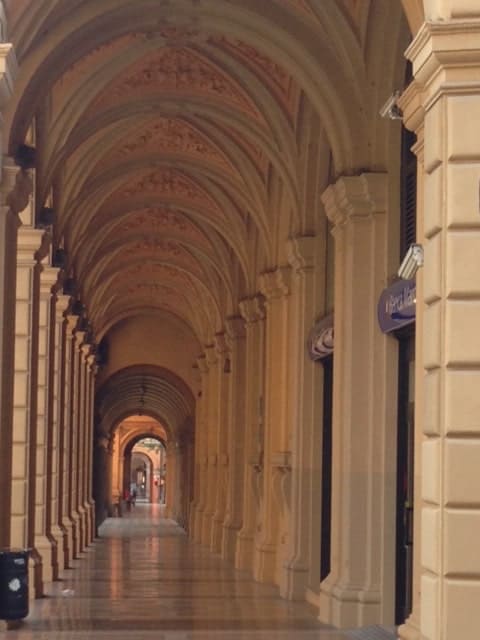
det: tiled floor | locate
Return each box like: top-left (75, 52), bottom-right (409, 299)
top-left (0, 505), bottom-right (391, 639)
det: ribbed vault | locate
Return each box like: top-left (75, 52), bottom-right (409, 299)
top-left (2, 0), bottom-right (416, 434)
top-left (95, 366), bottom-right (195, 441)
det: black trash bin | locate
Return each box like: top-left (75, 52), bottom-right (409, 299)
top-left (0, 549), bottom-right (29, 620)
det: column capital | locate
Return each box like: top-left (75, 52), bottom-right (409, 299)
top-left (0, 43), bottom-right (17, 107)
top-left (214, 332), bottom-right (229, 355)
top-left (406, 19), bottom-right (480, 94)
top-left (286, 236), bottom-right (316, 273)
top-left (39, 265), bottom-right (60, 297)
top-left (204, 344), bottom-right (218, 367)
top-left (1, 161), bottom-right (33, 215)
top-left (55, 294), bottom-right (71, 320)
top-left (197, 354), bottom-right (209, 374)
top-left (239, 294), bottom-right (265, 324)
top-left (74, 330), bottom-right (87, 351)
top-left (225, 315), bottom-right (246, 342)
top-left (321, 172), bottom-right (387, 228)
top-left (16, 226), bottom-right (44, 262)
top-left (258, 266), bottom-right (291, 300)
top-left (65, 314), bottom-right (80, 337)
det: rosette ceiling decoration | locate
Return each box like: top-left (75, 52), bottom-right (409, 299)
top-left (4, 0), bottom-right (406, 433)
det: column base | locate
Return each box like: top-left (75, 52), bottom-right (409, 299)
top-left (235, 530), bottom-right (254, 570)
top-left (201, 511), bottom-right (213, 546)
top-left (221, 523), bottom-right (240, 562)
top-left (34, 534), bottom-right (55, 585)
top-left (280, 560), bottom-right (309, 600)
top-left (88, 500), bottom-right (96, 543)
top-left (253, 542), bottom-right (277, 584)
top-left (50, 524), bottom-right (66, 574)
top-left (398, 613), bottom-right (421, 640)
top-left (62, 516), bottom-right (76, 564)
top-left (318, 578), bottom-right (381, 628)
top-left (210, 517), bottom-right (224, 553)
top-left (28, 549), bottom-right (43, 599)
top-left (192, 506), bottom-right (204, 542)
top-left (76, 506), bottom-right (86, 553)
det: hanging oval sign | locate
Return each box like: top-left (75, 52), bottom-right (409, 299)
top-left (377, 278), bottom-right (416, 334)
top-left (307, 314), bottom-right (334, 361)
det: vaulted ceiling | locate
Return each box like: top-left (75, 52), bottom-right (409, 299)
top-left (3, 0), bottom-right (414, 437)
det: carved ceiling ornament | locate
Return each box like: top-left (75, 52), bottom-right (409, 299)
top-left (115, 207), bottom-right (210, 248)
top-left (89, 46), bottom-right (261, 121)
top-left (115, 168), bottom-right (218, 212)
top-left (107, 117), bottom-right (234, 174)
top-left (208, 36), bottom-right (297, 118)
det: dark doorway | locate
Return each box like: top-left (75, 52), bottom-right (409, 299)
top-left (395, 332), bottom-right (415, 624)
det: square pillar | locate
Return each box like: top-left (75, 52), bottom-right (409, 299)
top-left (402, 20), bottom-right (480, 640)
top-left (319, 173), bottom-right (396, 627)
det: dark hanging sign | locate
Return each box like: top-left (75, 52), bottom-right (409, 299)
top-left (308, 314), bottom-right (334, 361)
top-left (377, 279), bottom-right (416, 334)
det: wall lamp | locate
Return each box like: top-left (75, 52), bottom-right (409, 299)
top-left (379, 90), bottom-right (403, 120)
top-left (398, 244), bottom-right (424, 280)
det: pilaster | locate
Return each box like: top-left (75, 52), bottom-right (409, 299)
top-left (235, 295), bottom-right (265, 571)
top-left (400, 20), bottom-right (480, 640)
top-left (62, 313), bottom-right (80, 563)
top-left (221, 316), bottom-right (246, 561)
top-left (280, 236), bottom-right (319, 600)
top-left (255, 267), bottom-right (292, 584)
top-left (12, 226), bottom-right (45, 598)
top-left (211, 332), bottom-right (230, 553)
top-left (50, 293), bottom-right (71, 572)
top-left (34, 264), bottom-right (59, 585)
top-left (192, 355), bottom-right (208, 542)
top-left (201, 344), bottom-right (219, 546)
top-left (318, 173), bottom-right (394, 628)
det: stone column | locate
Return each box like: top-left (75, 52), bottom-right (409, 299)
top-left (280, 236), bottom-right (320, 600)
top-left (0, 47), bottom-right (20, 549)
top-left (192, 355), bottom-right (208, 542)
top-left (211, 333), bottom-right (230, 553)
top-left (62, 314), bottom-right (79, 562)
top-left (255, 268), bottom-right (292, 584)
top-left (93, 436), bottom-right (110, 529)
top-left (12, 226), bottom-right (45, 597)
top-left (49, 293), bottom-right (71, 572)
top-left (401, 21), bottom-right (480, 640)
top-left (235, 295), bottom-right (265, 571)
top-left (221, 316), bottom-right (246, 561)
top-left (72, 329), bottom-right (86, 552)
top-left (86, 354), bottom-right (97, 543)
top-left (201, 345), bottom-right (219, 546)
top-left (79, 341), bottom-right (93, 548)
top-left (318, 174), bottom-right (394, 628)
top-left (34, 264), bottom-right (60, 584)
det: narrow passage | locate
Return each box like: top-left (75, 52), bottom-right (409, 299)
top-left (3, 506), bottom-right (382, 639)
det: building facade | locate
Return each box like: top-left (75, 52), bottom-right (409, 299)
top-left (0, 1), bottom-right (478, 638)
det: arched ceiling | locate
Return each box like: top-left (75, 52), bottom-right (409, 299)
top-left (3, 0), bottom-right (418, 433)
top-left (96, 365), bottom-right (195, 440)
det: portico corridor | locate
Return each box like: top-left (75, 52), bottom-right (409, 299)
top-left (1, 505), bottom-right (394, 640)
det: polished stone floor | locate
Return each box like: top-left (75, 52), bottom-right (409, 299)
top-left (0, 505), bottom-right (396, 639)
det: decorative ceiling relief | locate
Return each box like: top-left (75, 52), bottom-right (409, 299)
top-left (114, 208), bottom-right (211, 249)
top-left (106, 168), bottom-right (219, 212)
top-left (209, 36), bottom-right (297, 119)
top-left (87, 47), bottom-right (262, 121)
top-left (105, 117), bottom-right (235, 174)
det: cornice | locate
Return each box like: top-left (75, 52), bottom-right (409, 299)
top-left (258, 266), bottom-right (291, 301)
top-left (239, 294), bottom-right (265, 324)
top-left (287, 235), bottom-right (316, 272)
top-left (321, 173), bottom-right (387, 229)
